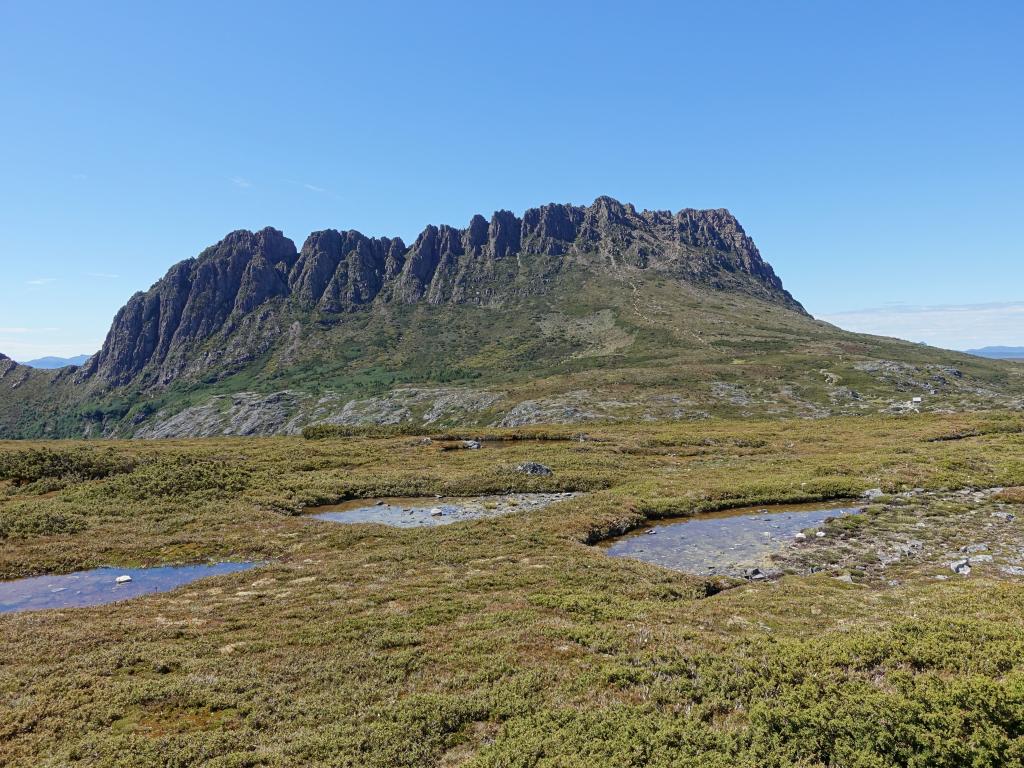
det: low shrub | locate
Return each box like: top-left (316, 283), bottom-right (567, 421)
top-left (0, 447), bottom-right (137, 485)
top-left (0, 503), bottom-right (87, 539)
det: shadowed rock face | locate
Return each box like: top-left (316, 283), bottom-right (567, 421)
top-left (81, 197), bottom-right (801, 390)
top-left (82, 228), bottom-right (298, 387)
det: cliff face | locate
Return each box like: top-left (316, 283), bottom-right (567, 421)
top-left (81, 228), bottom-right (297, 387)
top-left (80, 197), bottom-right (801, 391)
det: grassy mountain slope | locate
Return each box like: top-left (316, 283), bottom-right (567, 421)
top-left (3, 267), bottom-right (1021, 439)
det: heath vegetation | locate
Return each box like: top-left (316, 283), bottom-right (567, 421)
top-left (2, 411), bottom-right (1024, 765)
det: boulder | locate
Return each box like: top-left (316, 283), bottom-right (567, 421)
top-left (516, 462), bottom-right (553, 476)
top-left (960, 543), bottom-right (989, 553)
top-left (950, 559), bottom-right (972, 576)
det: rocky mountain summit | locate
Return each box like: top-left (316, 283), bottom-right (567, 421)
top-left (79, 197), bottom-right (799, 391)
top-left (2, 197), bottom-right (1021, 439)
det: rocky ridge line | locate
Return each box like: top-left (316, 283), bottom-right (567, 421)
top-left (80, 196), bottom-right (801, 390)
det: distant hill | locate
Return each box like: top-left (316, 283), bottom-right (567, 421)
top-left (965, 347), bottom-right (1024, 360)
top-left (18, 354), bottom-right (91, 369)
top-left (1, 196), bottom-right (1023, 438)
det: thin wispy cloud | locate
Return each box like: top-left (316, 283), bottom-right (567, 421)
top-left (25, 278), bottom-right (56, 286)
top-left (230, 176), bottom-right (254, 188)
top-left (820, 301), bottom-right (1024, 350)
top-left (284, 179), bottom-right (331, 194)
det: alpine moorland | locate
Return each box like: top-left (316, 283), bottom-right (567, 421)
top-left (2, 413), bottom-right (1024, 766)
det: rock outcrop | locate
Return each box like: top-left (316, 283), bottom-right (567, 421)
top-left (81, 228), bottom-right (297, 387)
top-left (0, 353), bottom-right (19, 383)
top-left (80, 197), bottom-right (801, 392)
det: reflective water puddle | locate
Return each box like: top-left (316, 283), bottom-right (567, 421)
top-left (0, 562), bottom-right (261, 613)
top-left (309, 492), bottom-right (575, 528)
top-left (602, 501), bottom-right (863, 578)
top-left (433, 439), bottom-right (577, 451)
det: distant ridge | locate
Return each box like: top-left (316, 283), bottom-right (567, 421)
top-left (965, 346), bottom-right (1024, 360)
top-left (19, 354), bottom-right (91, 369)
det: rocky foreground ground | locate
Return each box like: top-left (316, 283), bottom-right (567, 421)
top-left (774, 487), bottom-right (1023, 585)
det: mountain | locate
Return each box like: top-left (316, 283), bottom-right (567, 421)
top-left (19, 355), bottom-right (92, 369)
top-left (966, 346), bottom-right (1024, 360)
top-left (78, 199), bottom-right (799, 390)
top-left (1, 197), bottom-right (1022, 438)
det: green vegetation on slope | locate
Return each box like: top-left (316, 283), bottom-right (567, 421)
top-left (2, 269), bottom-right (1022, 438)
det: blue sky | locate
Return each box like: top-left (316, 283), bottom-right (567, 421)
top-left (1, 1), bottom-right (1021, 359)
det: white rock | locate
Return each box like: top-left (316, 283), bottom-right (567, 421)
top-left (794, 532), bottom-right (807, 541)
top-left (115, 575), bottom-right (132, 584)
top-left (815, 531), bottom-right (826, 538)
top-left (950, 559), bottom-right (971, 576)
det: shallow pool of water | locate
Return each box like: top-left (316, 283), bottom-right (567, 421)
top-left (602, 501), bottom-right (862, 578)
top-left (479, 438), bottom-right (590, 450)
top-left (0, 562), bottom-right (261, 614)
top-left (309, 492), bottom-right (575, 528)
top-left (433, 438), bottom-right (577, 451)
